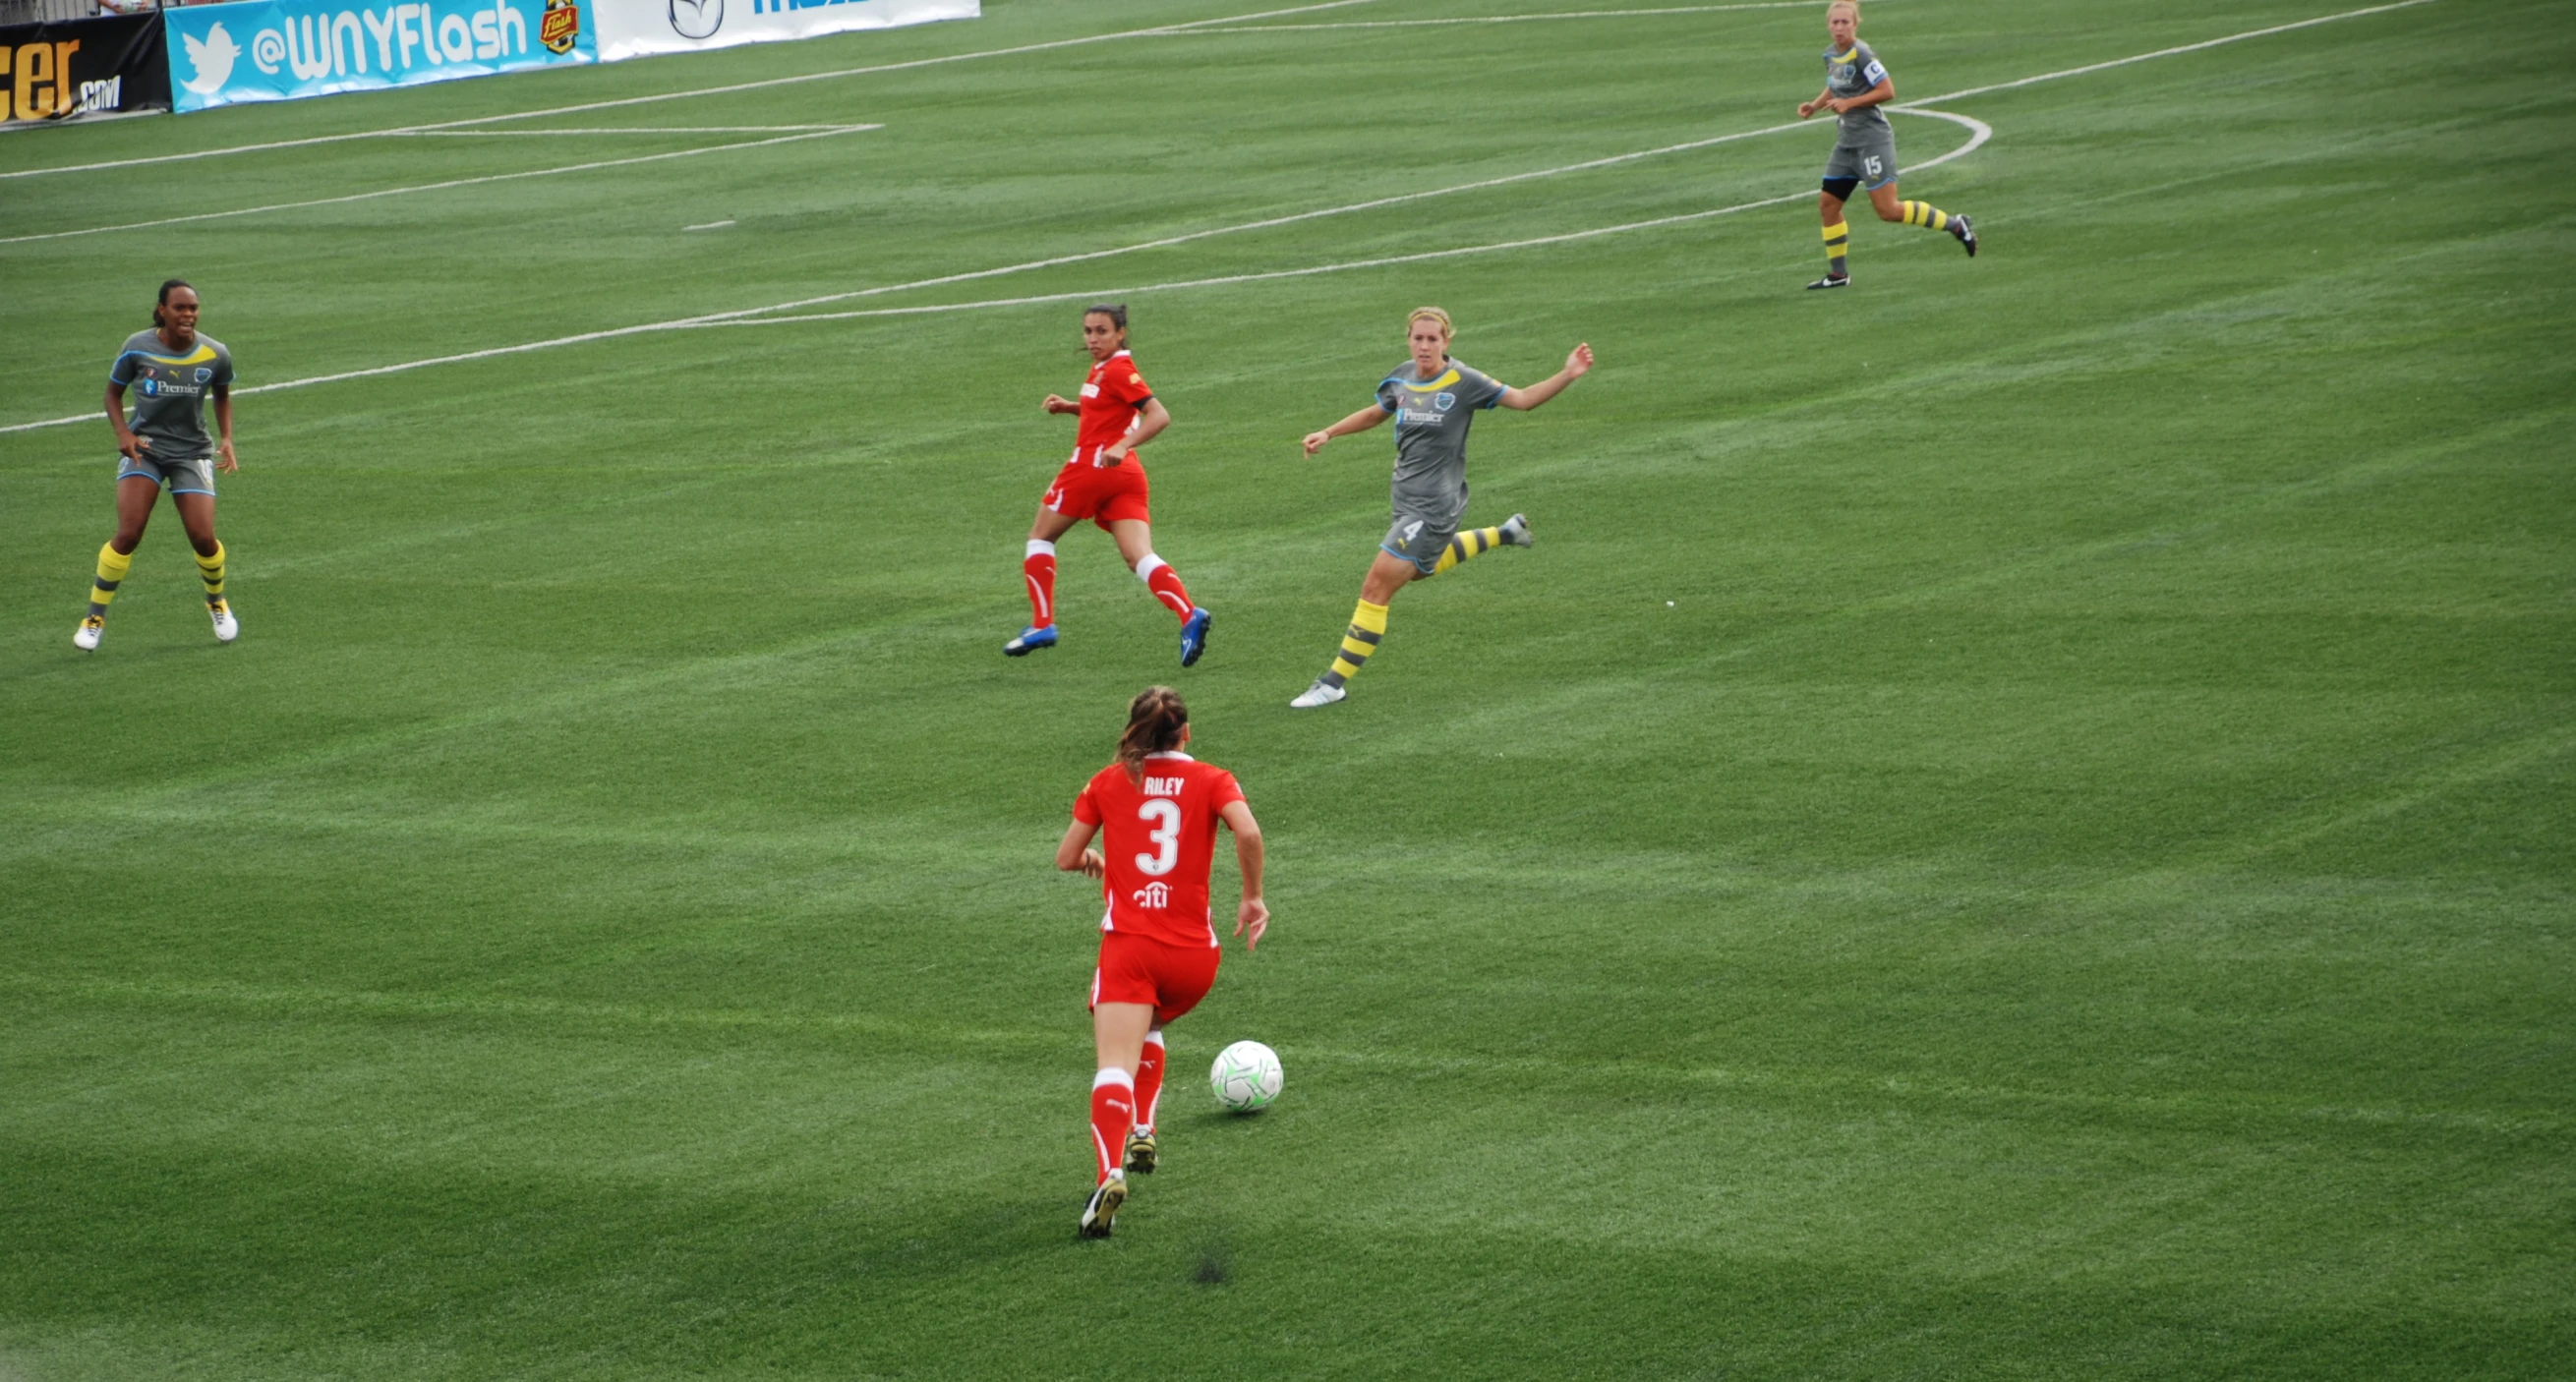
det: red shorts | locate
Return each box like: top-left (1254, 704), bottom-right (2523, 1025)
top-left (1090, 930), bottom-right (1220, 1026)
top-left (1041, 452), bottom-right (1151, 531)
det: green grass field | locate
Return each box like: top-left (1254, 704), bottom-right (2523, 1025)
top-left (4, 0), bottom-right (2572, 1375)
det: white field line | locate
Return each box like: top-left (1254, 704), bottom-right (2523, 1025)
top-left (0, 0), bottom-right (1384, 181)
top-left (1904, 0), bottom-right (2441, 105)
top-left (0, 127), bottom-right (876, 246)
top-left (392, 125), bottom-right (859, 136)
top-left (1179, 1), bottom-right (1833, 32)
top-left (0, 1), bottom-right (2433, 435)
top-left (705, 108), bottom-right (1985, 325)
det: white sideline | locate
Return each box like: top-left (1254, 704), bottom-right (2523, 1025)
top-left (394, 125), bottom-right (860, 135)
top-left (706, 109), bottom-right (1984, 326)
top-left (0, 1), bottom-right (2434, 434)
top-left (1179, 1), bottom-right (1837, 31)
top-left (0, 0), bottom-right (1385, 181)
top-left (0, 127), bottom-right (878, 246)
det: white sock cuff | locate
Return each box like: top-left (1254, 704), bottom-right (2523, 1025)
top-left (1134, 553), bottom-right (1166, 583)
top-left (1026, 539), bottom-right (1057, 558)
top-left (1093, 1067), bottom-right (1135, 1090)
top-left (1143, 1030), bottom-right (1165, 1049)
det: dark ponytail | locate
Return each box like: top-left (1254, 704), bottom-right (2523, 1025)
top-left (152, 278), bottom-right (194, 326)
top-left (1117, 685), bottom-right (1188, 782)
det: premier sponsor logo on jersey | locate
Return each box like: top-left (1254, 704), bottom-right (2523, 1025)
top-left (1396, 407), bottom-right (1448, 426)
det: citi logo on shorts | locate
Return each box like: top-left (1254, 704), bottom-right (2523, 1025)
top-left (1133, 882), bottom-right (1171, 909)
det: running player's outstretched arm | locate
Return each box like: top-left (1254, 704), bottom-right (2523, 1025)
top-left (1498, 343), bottom-right (1595, 411)
top-left (1221, 799), bottom-right (1267, 949)
top-left (1056, 819), bottom-right (1105, 879)
top-left (1303, 406), bottom-right (1389, 456)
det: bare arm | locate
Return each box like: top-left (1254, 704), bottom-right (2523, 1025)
top-left (1302, 404), bottom-right (1390, 456)
top-left (1797, 84), bottom-right (1836, 118)
top-left (1103, 396), bottom-right (1170, 463)
top-left (211, 386), bottom-right (237, 473)
top-left (1220, 798), bottom-right (1267, 949)
top-left (1830, 78), bottom-right (1893, 115)
top-left (1497, 343), bottom-right (1595, 411)
top-left (105, 383), bottom-right (146, 461)
top-left (1056, 819), bottom-right (1104, 879)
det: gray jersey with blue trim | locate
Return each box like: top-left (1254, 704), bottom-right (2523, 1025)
top-left (109, 329), bottom-right (235, 459)
top-left (1824, 39), bottom-right (1892, 136)
top-left (1376, 359), bottom-right (1506, 518)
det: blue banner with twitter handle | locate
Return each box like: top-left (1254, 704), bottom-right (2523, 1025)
top-left (163, 0), bottom-right (594, 113)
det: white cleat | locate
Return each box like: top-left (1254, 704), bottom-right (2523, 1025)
top-left (208, 600), bottom-right (239, 643)
top-left (1498, 512), bottom-right (1534, 547)
top-left (1288, 680), bottom-right (1346, 710)
top-left (74, 615), bottom-right (103, 651)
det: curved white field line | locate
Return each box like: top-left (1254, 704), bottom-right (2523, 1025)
top-left (0, 1), bottom-right (2432, 435)
top-left (0, 0), bottom-right (1386, 181)
top-left (705, 109), bottom-right (1985, 327)
top-left (0, 127), bottom-right (878, 246)
top-left (1179, 1), bottom-right (1844, 31)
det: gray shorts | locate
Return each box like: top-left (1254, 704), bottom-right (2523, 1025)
top-left (117, 451), bottom-right (217, 496)
top-left (1824, 129), bottom-right (1900, 190)
top-left (1380, 511), bottom-right (1458, 575)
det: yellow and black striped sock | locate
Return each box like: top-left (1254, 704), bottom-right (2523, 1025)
top-left (1823, 220), bottom-right (1849, 277)
top-left (1317, 599), bottom-right (1390, 691)
top-left (1900, 201), bottom-right (1951, 232)
top-left (1434, 526), bottom-right (1504, 575)
top-left (87, 542), bottom-right (133, 620)
top-left (194, 541), bottom-right (227, 605)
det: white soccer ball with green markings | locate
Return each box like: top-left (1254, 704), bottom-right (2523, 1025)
top-left (1209, 1040), bottom-right (1283, 1112)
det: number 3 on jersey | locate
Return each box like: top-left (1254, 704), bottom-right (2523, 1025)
top-left (1135, 798), bottom-right (1181, 876)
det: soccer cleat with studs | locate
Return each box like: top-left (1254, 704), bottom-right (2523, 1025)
top-left (1807, 272), bottom-right (1850, 291)
top-left (1953, 213), bottom-right (1977, 258)
top-left (1288, 680), bottom-right (1346, 710)
top-left (1078, 1173), bottom-right (1128, 1238)
top-left (208, 600), bottom-right (239, 643)
top-left (74, 615), bottom-right (103, 651)
top-left (1004, 624), bottom-right (1058, 657)
top-left (1498, 513), bottom-right (1534, 548)
top-left (1124, 1127), bottom-right (1157, 1176)
top-left (1179, 607), bottom-right (1212, 668)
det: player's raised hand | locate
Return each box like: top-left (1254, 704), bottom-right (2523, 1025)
top-left (1302, 430), bottom-right (1332, 456)
top-left (1798, 100), bottom-right (1819, 119)
top-left (1564, 343), bottom-right (1595, 378)
top-left (1043, 393), bottom-right (1076, 415)
top-left (1236, 896), bottom-right (1269, 950)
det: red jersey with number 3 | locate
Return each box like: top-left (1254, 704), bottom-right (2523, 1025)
top-left (1073, 752), bottom-right (1244, 948)
top-left (1073, 349), bottom-right (1155, 464)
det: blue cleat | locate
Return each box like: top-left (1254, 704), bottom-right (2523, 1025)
top-left (1179, 607), bottom-right (1212, 667)
top-left (1005, 625), bottom-right (1058, 657)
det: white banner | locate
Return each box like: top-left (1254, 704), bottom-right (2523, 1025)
top-left (592, 0), bottom-right (974, 62)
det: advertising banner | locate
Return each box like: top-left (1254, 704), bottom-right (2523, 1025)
top-left (161, 0), bottom-right (595, 113)
top-left (591, 0), bottom-right (973, 64)
top-left (0, 11), bottom-right (169, 126)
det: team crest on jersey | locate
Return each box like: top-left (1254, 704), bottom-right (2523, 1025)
top-left (1434, 391), bottom-right (1456, 411)
top-left (194, 367), bottom-right (213, 383)
top-left (541, 0), bottom-right (582, 54)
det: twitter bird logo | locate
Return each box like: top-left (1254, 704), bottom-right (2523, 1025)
top-left (181, 23), bottom-right (241, 95)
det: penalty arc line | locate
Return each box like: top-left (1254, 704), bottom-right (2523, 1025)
top-left (1176, 0), bottom-right (1875, 32)
top-left (0, 0), bottom-right (2436, 433)
top-left (0, 0), bottom-right (1386, 181)
top-left (0, 127), bottom-right (880, 246)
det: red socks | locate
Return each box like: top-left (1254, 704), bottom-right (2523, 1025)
top-left (1024, 540), bottom-right (1057, 628)
top-left (1138, 555), bottom-right (1194, 622)
top-left (1135, 1033), bottom-right (1166, 1134)
top-left (1089, 1069), bottom-right (1135, 1183)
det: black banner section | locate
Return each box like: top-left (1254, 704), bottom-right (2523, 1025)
top-left (0, 11), bottom-right (167, 127)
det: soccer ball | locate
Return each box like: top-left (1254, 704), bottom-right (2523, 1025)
top-left (1209, 1040), bottom-right (1283, 1112)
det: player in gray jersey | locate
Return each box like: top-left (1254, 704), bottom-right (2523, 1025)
top-left (1796, 0), bottom-right (1976, 290)
top-left (74, 279), bottom-right (241, 650)
top-left (1287, 308), bottom-right (1592, 709)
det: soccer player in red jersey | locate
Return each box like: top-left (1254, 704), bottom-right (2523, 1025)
top-left (1008, 305), bottom-right (1215, 667)
top-left (1056, 686), bottom-right (1267, 1238)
